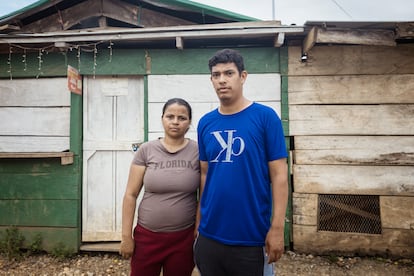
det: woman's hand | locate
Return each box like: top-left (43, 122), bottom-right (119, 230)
top-left (119, 236), bottom-right (135, 259)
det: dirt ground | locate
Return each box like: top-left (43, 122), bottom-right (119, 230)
top-left (0, 250), bottom-right (413, 275)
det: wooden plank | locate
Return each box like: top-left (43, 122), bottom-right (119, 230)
top-left (149, 48), bottom-right (280, 74)
top-left (0, 158), bottom-right (79, 174)
top-left (292, 193), bottom-right (317, 226)
top-left (381, 196), bottom-right (414, 230)
top-left (0, 173), bottom-right (78, 199)
top-left (0, 136), bottom-right (70, 153)
top-left (0, 107), bottom-right (70, 136)
top-left (293, 165), bottom-right (414, 195)
top-left (148, 75), bottom-right (215, 102)
top-left (0, 226), bottom-right (79, 253)
top-left (396, 22), bottom-right (414, 39)
top-left (294, 136), bottom-right (414, 165)
top-left (288, 45), bottom-right (414, 76)
top-left (0, 199), bottom-right (78, 227)
top-left (289, 105), bottom-right (414, 135)
top-left (148, 74), bottom-right (281, 102)
top-left (293, 225), bottom-right (414, 258)
top-left (303, 27), bottom-right (396, 54)
top-left (288, 75), bottom-right (414, 104)
top-left (302, 27), bottom-right (317, 55)
top-left (148, 101), bottom-right (281, 134)
top-left (0, 78), bottom-right (69, 107)
top-left (0, 152), bottom-right (74, 165)
top-left (80, 242), bottom-right (120, 252)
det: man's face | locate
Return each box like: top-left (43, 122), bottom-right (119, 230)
top-left (210, 62), bottom-right (247, 104)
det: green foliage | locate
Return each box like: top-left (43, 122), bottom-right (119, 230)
top-left (27, 233), bottom-right (43, 255)
top-left (0, 228), bottom-right (77, 261)
top-left (326, 254), bottom-right (340, 263)
top-left (0, 227), bottom-right (25, 261)
top-left (51, 242), bottom-right (75, 260)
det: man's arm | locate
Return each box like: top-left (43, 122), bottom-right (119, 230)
top-left (265, 158), bottom-right (288, 263)
top-left (195, 160), bottom-right (208, 237)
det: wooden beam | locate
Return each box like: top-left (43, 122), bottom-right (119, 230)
top-left (0, 152), bottom-right (74, 165)
top-left (274, 32), bottom-right (285, 47)
top-left (302, 26), bottom-right (318, 54)
top-left (396, 22), bottom-right (414, 39)
top-left (98, 16), bottom-right (107, 28)
top-left (303, 26), bottom-right (396, 54)
top-left (1, 22), bottom-right (302, 44)
top-left (176, 36), bottom-right (184, 50)
top-left (101, 0), bottom-right (140, 26)
top-left (0, 24), bottom-right (20, 31)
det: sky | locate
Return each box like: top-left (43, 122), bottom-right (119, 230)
top-left (0, 0), bottom-right (413, 25)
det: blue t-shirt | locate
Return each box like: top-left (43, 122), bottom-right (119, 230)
top-left (197, 102), bottom-right (288, 246)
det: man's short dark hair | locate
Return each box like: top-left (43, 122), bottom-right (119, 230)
top-left (208, 49), bottom-right (245, 74)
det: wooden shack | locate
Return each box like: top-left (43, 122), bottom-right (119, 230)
top-left (0, 0), bottom-right (300, 252)
top-left (286, 22), bottom-right (414, 258)
top-left (0, 0), bottom-right (412, 258)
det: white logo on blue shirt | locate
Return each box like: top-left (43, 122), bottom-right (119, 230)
top-left (210, 130), bottom-right (245, 162)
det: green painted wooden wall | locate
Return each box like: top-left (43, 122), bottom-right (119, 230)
top-left (0, 91), bottom-right (82, 253)
top-left (0, 46), bottom-right (292, 251)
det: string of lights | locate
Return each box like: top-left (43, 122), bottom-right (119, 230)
top-left (5, 40), bottom-right (115, 79)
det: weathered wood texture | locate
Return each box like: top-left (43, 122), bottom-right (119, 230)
top-left (294, 136), bottom-right (414, 165)
top-left (292, 193), bottom-right (414, 257)
top-left (0, 157), bottom-right (81, 252)
top-left (288, 45), bottom-right (414, 75)
top-left (0, 78), bottom-right (70, 152)
top-left (303, 27), bottom-right (396, 54)
top-left (293, 225), bottom-right (414, 258)
top-left (288, 44), bottom-right (414, 257)
top-left (288, 74), bottom-right (414, 104)
top-left (290, 104), bottom-right (414, 135)
top-left (293, 164), bottom-right (414, 195)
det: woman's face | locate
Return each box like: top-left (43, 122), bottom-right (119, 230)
top-left (162, 103), bottom-right (191, 139)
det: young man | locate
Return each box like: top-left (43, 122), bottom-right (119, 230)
top-left (194, 49), bottom-right (289, 276)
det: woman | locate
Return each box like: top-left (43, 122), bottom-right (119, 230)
top-left (120, 98), bottom-right (199, 276)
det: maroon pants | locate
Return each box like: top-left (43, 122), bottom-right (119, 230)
top-left (130, 224), bottom-right (195, 276)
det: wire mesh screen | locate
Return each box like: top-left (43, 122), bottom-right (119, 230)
top-left (317, 194), bottom-right (381, 234)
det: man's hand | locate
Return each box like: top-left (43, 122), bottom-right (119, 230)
top-left (119, 237), bottom-right (135, 259)
top-left (265, 226), bottom-right (285, 263)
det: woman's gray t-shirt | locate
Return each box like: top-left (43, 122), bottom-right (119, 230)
top-left (133, 139), bottom-right (199, 232)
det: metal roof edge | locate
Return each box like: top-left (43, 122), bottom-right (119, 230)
top-left (169, 0), bottom-right (260, 21)
top-left (0, 0), bottom-right (50, 21)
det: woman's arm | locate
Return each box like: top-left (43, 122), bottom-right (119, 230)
top-left (119, 164), bottom-right (146, 259)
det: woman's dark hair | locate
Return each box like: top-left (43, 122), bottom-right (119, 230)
top-left (208, 49), bottom-right (245, 74)
top-left (162, 98), bottom-right (192, 120)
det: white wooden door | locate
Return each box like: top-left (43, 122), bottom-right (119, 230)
top-left (82, 76), bottom-right (144, 241)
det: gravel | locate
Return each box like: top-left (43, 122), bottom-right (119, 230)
top-left (1, 250), bottom-right (413, 275)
